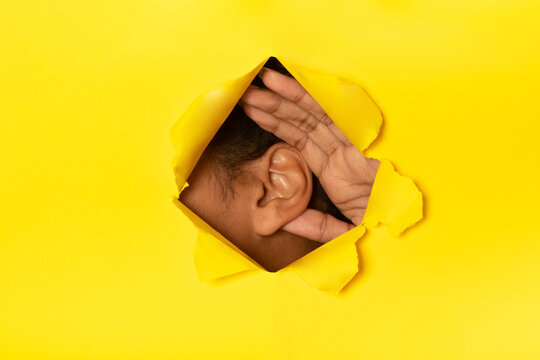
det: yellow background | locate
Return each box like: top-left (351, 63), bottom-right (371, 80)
top-left (2, 0), bottom-right (540, 359)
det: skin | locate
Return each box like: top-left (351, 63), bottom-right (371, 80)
top-left (180, 66), bottom-right (380, 271)
top-left (180, 144), bottom-right (322, 272)
top-left (240, 67), bottom-right (380, 239)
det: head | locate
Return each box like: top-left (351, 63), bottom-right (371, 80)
top-left (179, 59), bottom-right (351, 271)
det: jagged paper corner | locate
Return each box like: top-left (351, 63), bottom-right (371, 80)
top-left (281, 225), bottom-right (366, 294)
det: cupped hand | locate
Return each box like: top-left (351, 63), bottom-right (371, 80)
top-left (239, 67), bottom-right (380, 243)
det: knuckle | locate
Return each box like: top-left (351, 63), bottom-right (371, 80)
top-left (268, 120), bottom-right (280, 133)
top-left (320, 113), bottom-right (332, 125)
top-left (293, 133), bottom-right (309, 151)
top-left (268, 94), bottom-right (282, 114)
top-left (326, 140), bottom-right (340, 156)
top-left (293, 89), bottom-right (308, 104)
top-left (318, 214), bottom-right (328, 243)
top-left (304, 114), bottom-right (318, 133)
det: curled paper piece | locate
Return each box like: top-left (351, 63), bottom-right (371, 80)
top-left (362, 160), bottom-right (423, 236)
top-left (171, 56), bottom-right (423, 294)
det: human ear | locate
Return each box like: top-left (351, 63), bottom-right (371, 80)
top-left (252, 143), bottom-right (313, 236)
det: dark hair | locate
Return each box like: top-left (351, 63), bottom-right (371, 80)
top-left (204, 58), bottom-right (352, 225)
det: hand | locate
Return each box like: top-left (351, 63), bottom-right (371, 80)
top-left (240, 67), bottom-right (380, 243)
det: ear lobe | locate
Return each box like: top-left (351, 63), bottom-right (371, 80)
top-left (252, 144), bottom-right (313, 236)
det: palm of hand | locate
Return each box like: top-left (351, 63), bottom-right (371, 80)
top-left (240, 66), bottom-right (380, 242)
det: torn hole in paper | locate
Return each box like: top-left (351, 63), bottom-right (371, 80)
top-left (170, 56), bottom-right (423, 294)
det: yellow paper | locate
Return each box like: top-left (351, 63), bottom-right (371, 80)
top-left (282, 225), bottom-right (366, 294)
top-left (363, 159), bottom-right (423, 236)
top-left (2, 0), bottom-right (540, 359)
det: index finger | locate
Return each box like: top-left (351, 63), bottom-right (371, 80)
top-left (258, 67), bottom-right (330, 124)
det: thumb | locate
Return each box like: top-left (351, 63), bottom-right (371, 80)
top-left (282, 209), bottom-right (355, 244)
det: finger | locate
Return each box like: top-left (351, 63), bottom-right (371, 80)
top-left (241, 85), bottom-right (312, 124)
top-left (242, 87), bottom-right (345, 155)
top-left (255, 70), bottom-right (353, 148)
top-left (241, 103), bottom-right (328, 177)
top-left (258, 67), bottom-right (330, 122)
top-left (282, 209), bottom-right (355, 244)
top-left (328, 122), bottom-right (352, 145)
